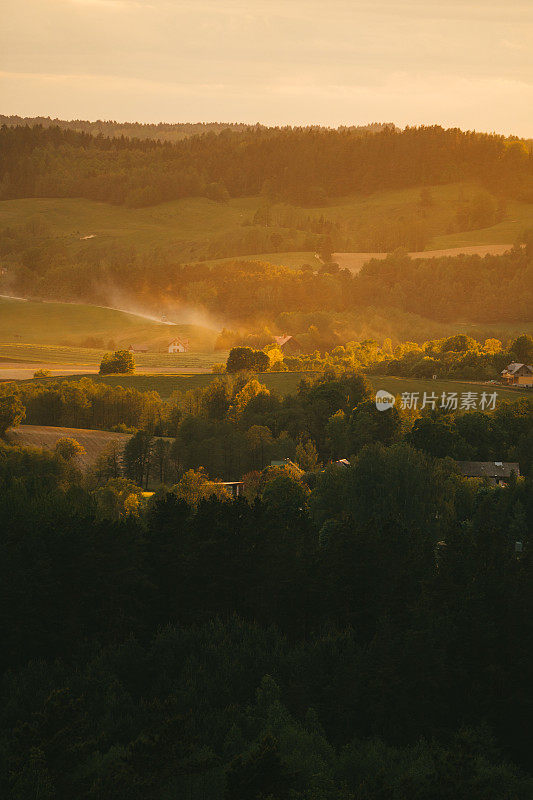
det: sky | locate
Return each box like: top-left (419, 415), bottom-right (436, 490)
top-left (1, 0), bottom-right (532, 136)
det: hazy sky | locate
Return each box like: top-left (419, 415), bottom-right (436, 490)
top-left (1, 0), bottom-right (532, 135)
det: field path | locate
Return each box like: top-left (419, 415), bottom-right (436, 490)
top-left (334, 244), bottom-right (513, 273)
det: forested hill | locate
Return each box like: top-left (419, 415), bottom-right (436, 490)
top-left (1, 123), bottom-right (532, 207)
top-left (0, 115), bottom-right (394, 143)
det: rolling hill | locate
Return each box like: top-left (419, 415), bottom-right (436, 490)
top-left (0, 296), bottom-right (217, 350)
top-left (1, 183), bottom-right (531, 264)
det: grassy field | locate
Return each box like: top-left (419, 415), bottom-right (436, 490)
top-left (16, 370), bottom-right (523, 404)
top-left (0, 196), bottom-right (261, 252)
top-left (432, 199), bottom-right (533, 248)
top-left (1, 183), bottom-right (531, 262)
top-left (6, 425), bottom-right (131, 469)
top-left (11, 370), bottom-right (305, 397)
top-left (0, 341), bottom-right (225, 368)
top-left (369, 375), bottom-right (521, 404)
top-left (0, 342), bottom-right (227, 381)
top-left (0, 297), bottom-right (218, 350)
top-left (208, 245), bottom-right (516, 275)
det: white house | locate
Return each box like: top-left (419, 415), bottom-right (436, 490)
top-left (168, 338), bottom-right (190, 354)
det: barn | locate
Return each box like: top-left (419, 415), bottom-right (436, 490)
top-left (273, 335), bottom-right (302, 355)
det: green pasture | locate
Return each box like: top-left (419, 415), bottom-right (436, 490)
top-left (0, 342), bottom-right (225, 372)
top-left (17, 370), bottom-right (523, 405)
top-left (432, 199), bottom-right (533, 248)
top-left (0, 196), bottom-right (260, 252)
top-left (1, 182), bottom-right (530, 264)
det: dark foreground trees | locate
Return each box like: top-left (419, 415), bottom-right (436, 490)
top-left (1, 429), bottom-right (533, 797)
top-left (0, 389), bottom-right (25, 435)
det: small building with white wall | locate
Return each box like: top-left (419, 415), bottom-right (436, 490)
top-left (168, 338), bottom-right (190, 354)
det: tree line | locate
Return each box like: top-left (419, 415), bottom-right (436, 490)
top-left (237, 333), bottom-right (533, 382)
top-left (0, 115), bottom-right (393, 144)
top-left (4, 366), bottom-right (533, 486)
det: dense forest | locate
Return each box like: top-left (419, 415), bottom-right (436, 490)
top-left (1, 123), bottom-right (532, 208)
top-left (1, 387), bottom-right (532, 797)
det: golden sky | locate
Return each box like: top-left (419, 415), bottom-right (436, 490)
top-left (1, 0), bottom-right (532, 135)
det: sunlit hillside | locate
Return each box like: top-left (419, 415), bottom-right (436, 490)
top-left (0, 183), bottom-right (530, 265)
top-left (0, 297), bottom-right (217, 350)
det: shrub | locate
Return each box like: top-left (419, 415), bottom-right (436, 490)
top-left (226, 347), bottom-right (269, 373)
top-left (99, 350), bottom-right (135, 375)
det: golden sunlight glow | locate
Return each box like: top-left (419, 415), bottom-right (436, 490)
top-left (1, 0), bottom-right (532, 134)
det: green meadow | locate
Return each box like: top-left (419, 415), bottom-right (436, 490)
top-left (16, 370), bottom-right (521, 404)
top-left (1, 181), bottom-right (530, 263)
top-left (432, 199), bottom-right (533, 248)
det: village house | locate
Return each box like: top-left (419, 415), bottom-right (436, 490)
top-left (273, 334), bottom-right (302, 355)
top-left (214, 481), bottom-right (243, 499)
top-left (457, 461), bottom-right (520, 486)
top-left (270, 458), bottom-right (297, 468)
top-left (168, 338), bottom-right (190, 354)
top-left (500, 362), bottom-right (533, 387)
top-left (128, 344), bottom-right (148, 353)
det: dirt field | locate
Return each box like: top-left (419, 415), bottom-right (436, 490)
top-left (6, 425), bottom-right (132, 469)
top-left (334, 244), bottom-right (514, 273)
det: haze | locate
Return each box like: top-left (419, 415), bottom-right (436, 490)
top-left (1, 0), bottom-right (533, 136)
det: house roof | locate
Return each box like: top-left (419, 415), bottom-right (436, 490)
top-left (274, 335), bottom-right (294, 347)
top-left (274, 335), bottom-right (302, 348)
top-left (169, 337), bottom-right (189, 346)
top-left (457, 461), bottom-right (520, 479)
top-left (501, 362), bottom-right (533, 375)
top-left (270, 458), bottom-right (297, 468)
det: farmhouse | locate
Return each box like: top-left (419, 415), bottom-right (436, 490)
top-left (168, 337), bottom-right (190, 354)
top-left (128, 343), bottom-right (148, 353)
top-left (457, 461), bottom-right (520, 486)
top-left (273, 334), bottom-right (302, 355)
top-left (500, 362), bottom-right (533, 386)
